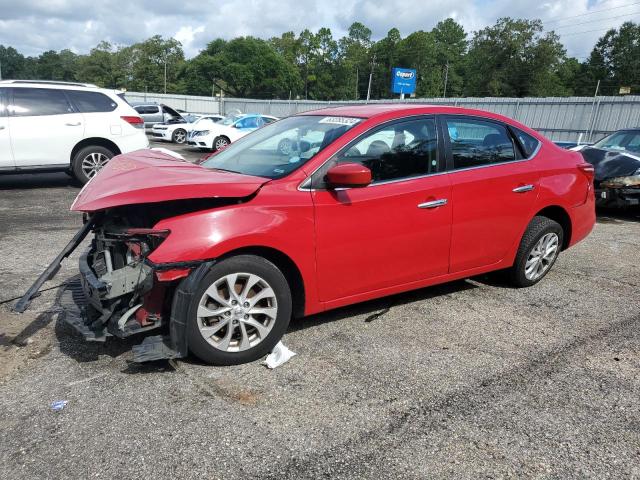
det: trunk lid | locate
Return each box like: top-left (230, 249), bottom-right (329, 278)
top-left (71, 150), bottom-right (269, 212)
top-left (579, 147), bottom-right (640, 183)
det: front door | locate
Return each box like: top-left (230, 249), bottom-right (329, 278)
top-left (442, 115), bottom-right (540, 272)
top-left (312, 116), bottom-right (452, 302)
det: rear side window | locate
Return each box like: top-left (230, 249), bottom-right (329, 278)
top-left (67, 90), bottom-right (117, 113)
top-left (513, 128), bottom-right (540, 157)
top-left (334, 117), bottom-right (439, 183)
top-left (134, 105), bottom-right (160, 114)
top-left (262, 116), bottom-right (276, 124)
top-left (445, 118), bottom-right (516, 169)
top-left (10, 88), bottom-right (74, 117)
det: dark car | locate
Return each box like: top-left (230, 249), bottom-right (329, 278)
top-left (574, 129), bottom-right (640, 207)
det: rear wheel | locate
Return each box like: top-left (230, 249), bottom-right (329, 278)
top-left (172, 128), bottom-right (187, 144)
top-left (213, 136), bottom-right (230, 151)
top-left (72, 145), bottom-right (116, 184)
top-left (185, 255), bottom-right (292, 365)
top-left (507, 216), bottom-right (563, 287)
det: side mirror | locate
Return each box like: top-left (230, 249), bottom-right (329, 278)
top-left (326, 162), bottom-right (372, 188)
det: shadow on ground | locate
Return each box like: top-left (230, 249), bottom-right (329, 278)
top-left (0, 172), bottom-right (80, 190)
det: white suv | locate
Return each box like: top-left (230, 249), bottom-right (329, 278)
top-left (0, 80), bottom-right (149, 183)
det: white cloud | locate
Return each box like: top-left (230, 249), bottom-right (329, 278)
top-left (0, 0), bottom-right (637, 59)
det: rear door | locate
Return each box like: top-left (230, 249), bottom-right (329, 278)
top-left (312, 116), bottom-right (452, 301)
top-left (0, 87), bottom-right (14, 168)
top-left (8, 87), bottom-right (84, 167)
top-left (442, 115), bottom-right (540, 272)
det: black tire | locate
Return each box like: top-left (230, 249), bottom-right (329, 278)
top-left (185, 255), bottom-right (292, 366)
top-left (172, 128), bottom-right (187, 144)
top-left (71, 145), bottom-right (116, 184)
top-left (507, 216), bottom-right (564, 287)
top-left (213, 136), bottom-right (230, 151)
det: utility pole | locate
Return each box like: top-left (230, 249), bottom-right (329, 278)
top-left (584, 79), bottom-right (600, 143)
top-left (366, 53), bottom-right (376, 103)
top-left (163, 57), bottom-right (167, 94)
top-left (443, 63), bottom-right (449, 98)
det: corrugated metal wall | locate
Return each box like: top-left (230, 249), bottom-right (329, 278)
top-left (124, 91), bottom-right (222, 116)
top-left (125, 92), bottom-right (640, 143)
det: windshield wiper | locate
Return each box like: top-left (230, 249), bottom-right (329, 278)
top-left (210, 167), bottom-right (241, 175)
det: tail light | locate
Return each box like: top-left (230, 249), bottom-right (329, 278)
top-left (121, 115), bottom-right (145, 129)
top-left (577, 162), bottom-right (595, 181)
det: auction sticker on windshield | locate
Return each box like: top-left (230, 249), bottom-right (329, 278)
top-left (318, 117), bottom-right (360, 126)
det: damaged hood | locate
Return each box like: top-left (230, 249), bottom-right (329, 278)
top-left (71, 150), bottom-right (270, 212)
top-left (579, 147), bottom-right (640, 183)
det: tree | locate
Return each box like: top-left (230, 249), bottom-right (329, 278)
top-left (122, 36), bottom-right (185, 93)
top-left (578, 21), bottom-right (640, 95)
top-left (464, 18), bottom-right (569, 97)
top-left (0, 45), bottom-right (27, 79)
top-left (191, 37), bottom-right (301, 98)
top-left (35, 49), bottom-right (78, 81)
top-left (433, 19), bottom-right (467, 97)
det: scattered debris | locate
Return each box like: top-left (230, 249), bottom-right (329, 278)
top-left (50, 400), bottom-right (68, 412)
top-left (262, 341), bottom-right (296, 369)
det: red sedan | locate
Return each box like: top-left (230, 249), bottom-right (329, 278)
top-left (67, 105), bottom-right (595, 365)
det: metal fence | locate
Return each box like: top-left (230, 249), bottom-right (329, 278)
top-left (125, 92), bottom-right (640, 143)
top-left (125, 91), bottom-right (222, 116)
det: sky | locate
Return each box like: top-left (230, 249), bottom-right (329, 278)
top-left (0, 0), bottom-right (638, 60)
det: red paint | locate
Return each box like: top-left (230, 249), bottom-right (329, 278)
top-left (326, 162), bottom-right (372, 187)
top-left (155, 268), bottom-right (191, 282)
top-left (70, 149), bottom-right (268, 212)
top-left (72, 105), bottom-right (595, 317)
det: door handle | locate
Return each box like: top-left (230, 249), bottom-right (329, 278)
top-left (513, 184), bottom-right (535, 193)
top-left (0, 126), bottom-right (5, 130)
top-left (418, 199), bottom-right (448, 209)
top-left (65, 122), bottom-right (82, 127)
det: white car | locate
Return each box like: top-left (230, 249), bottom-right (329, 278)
top-left (0, 80), bottom-right (149, 183)
top-left (151, 114), bottom-right (224, 144)
top-left (188, 114), bottom-right (278, 150)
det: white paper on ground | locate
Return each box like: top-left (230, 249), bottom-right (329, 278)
top-left (262, 341), bottom-right (296, 369)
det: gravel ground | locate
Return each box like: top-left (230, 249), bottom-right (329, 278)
top-left (1, 139), bottom-right (639, 479)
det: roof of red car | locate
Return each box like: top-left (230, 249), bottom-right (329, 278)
top-left (300, 103), bottom-right (537, 136)
top-left (301, 103), bottom-right (474, 118)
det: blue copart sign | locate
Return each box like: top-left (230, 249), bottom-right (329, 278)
top-left (391, 68), bottom-right (417, 94)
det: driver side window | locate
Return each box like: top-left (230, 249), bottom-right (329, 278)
top-left (333, 117), bottom-right (438, 183)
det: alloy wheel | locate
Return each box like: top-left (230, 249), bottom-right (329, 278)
top-left (215, 138), bottom-right (229, 150)
top-left (81, 152), bottom-right (110, 179)
top-left (524, 232), bottom-right (559, 281)
top-left (174, 130), bottom-right (186, 144)
top-left (197, 273), bottom-right (278, 352)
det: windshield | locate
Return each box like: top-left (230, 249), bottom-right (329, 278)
top-left (220, 114), bottom-right (241, 126)
top-left (594, 131), bottom-right (640, 154)
top-left (201, 115), bottom-right (363, 179)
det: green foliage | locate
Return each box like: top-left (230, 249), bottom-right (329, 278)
top-left (1, 19), bottom-right (638, 99)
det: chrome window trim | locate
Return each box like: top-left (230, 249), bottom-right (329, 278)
top-left (297, 113), bottom-right (543, 192)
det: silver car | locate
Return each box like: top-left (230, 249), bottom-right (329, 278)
top-left (131, 102), bottom-right (182, 129)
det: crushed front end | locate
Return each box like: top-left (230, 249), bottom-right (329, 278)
top-left (69, 214), bottom-right (197, 362)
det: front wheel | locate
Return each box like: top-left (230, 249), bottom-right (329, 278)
top-left (213, 136), bottom-right (230, 151)
top-left (185, 255), bottom-right (292, 365)
top-left (507, 216), bottom-right (563, 287)
top-left (72, 145), bottom-right (115, 184)
top-left (172, 128), bottom-right (187, 144)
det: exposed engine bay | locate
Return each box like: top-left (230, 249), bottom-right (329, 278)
top-left (13, 197), bottom-right (245, 361)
